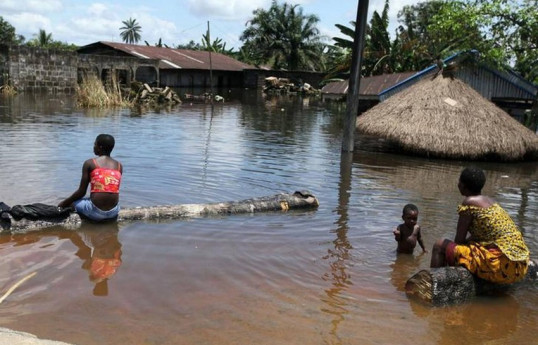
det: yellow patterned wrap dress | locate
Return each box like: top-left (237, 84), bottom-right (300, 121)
top-left (453, 203), bottom-right (529, 284)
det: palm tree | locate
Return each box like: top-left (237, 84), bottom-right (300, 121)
top-left (25, 29), bottom-right (53, 48)
top-left (120, 18), bottom-right (142, 44)
top-left (329, 0), bottom-right (393, 77)
top-left (145, 38), bottom-right (169, 48)
top-left (240, 0), bottom-right (324, 71)
top-left (201, 31), bottom-right (234, 55)
top-left (36, 29), bottom-right (53, 47)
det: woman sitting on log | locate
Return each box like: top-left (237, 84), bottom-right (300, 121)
top-left (430, 166), bottom-right (530, 284)
top-left (58, 134), bottom-right (123, 222)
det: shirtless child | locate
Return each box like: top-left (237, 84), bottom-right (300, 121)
top-left (393, 204), bottom-right (427, 254)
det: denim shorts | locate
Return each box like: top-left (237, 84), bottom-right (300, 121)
top-left (73, 198), bottom-right (120, 221)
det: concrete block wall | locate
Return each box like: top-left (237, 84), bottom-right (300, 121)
top-left (5, 45), bottom-right (78, 94)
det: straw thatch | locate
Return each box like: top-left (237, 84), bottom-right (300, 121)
top-left (356, 75), bottom-right (538, 161)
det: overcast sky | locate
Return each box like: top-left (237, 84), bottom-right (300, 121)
top-left (1, 0), bottom-right (418, 49)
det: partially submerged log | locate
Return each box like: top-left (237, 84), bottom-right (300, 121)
top-left (2, 191), bottom-right (319, 233)
top-left (405, 260), bottom-right (538, 306)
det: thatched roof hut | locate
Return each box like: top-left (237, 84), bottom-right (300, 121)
top-left (356, 75), bottom-right (538, 161)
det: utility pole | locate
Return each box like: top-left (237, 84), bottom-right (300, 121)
top-left (207, 21), bottom-right (214, 105)
top-left (341, 0), bottom-right (369, 152)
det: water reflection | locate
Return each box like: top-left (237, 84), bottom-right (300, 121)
top-left (1, 223), bottom-right (122, 297)
top-left (411, 295), bottom-right (520, 345)
top-left (0, 93), bottom-right (76, 122)
top-left (390, 253), bottom-right (423, 293)
top-left (320, 152), bottom-right (354, 343)
top-left (70, 223), bottom-right (122, 296)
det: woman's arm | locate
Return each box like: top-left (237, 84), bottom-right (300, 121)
top-left (455, 212), bottom-right (472, 244)
top-left (58, 160), bottom-right (92, 208)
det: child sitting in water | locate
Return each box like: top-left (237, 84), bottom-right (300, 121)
top-left (393, 204), bottom-right (427, 254)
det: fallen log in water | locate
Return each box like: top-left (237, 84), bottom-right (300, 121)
top-left (2, 191), bottom-right (319, 233)
top-left (405, 260), bottom-right (538, 306)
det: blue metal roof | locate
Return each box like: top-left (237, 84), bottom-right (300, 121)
top-left (378, 50), bottom-right (537, 101)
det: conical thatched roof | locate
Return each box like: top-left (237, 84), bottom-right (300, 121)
top-left (356, 75), bottom-right (538, 161)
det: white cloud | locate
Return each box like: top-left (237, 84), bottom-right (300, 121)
top-left (1, 0), bottom-right (425, 48)
top-left (0, 0), bottom-right (62, 13)
top-left (134, 13), bottom-right (180, 46)
top-left (4, 13), bottom-right (51, 36)
top-left (187, 0), bottom-right (269, 20)
top-left (87, 3), bottom-right (110, 17)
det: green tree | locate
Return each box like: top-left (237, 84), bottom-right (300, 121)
top-left (120, 18), bottom-right (142, 44)
top-left (0, 16), bottom-right (24, 45)
top-left (392, 1), bottom-right (462, 72)
top-left (145, 38), bottom-right (169, 48)
top-left (366, 0), bottom-right (393, 74)
top-left (240, 0), bottom-right (324, 71)
top-left (201, 30), bottom-right (234, 55)
top-left (328, 0), bottom-right (396, 77)
top-left (27, 29), bottom-right (53, 47)
top-left (429, 0), bottom-right (538, 84)
top-left (330, 0), bottom-right (537, 83)
top-left (24, 29), bottom-right (77, 50)
top-left (176, 40), bottom-right (202, 50)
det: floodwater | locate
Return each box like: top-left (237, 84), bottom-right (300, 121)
top-left (0, 92), bottom-right (537, 345)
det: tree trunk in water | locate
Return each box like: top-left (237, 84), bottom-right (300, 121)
top-left (405, 260), bottom-right (538, 306)
top-left (3, 191), bottom-right (319, 233)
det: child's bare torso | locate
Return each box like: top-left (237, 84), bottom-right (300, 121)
top-left (395, 224), bottom-right (421, 254)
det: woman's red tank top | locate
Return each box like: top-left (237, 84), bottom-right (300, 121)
top-left (90, 159), bottom-right (122, 193)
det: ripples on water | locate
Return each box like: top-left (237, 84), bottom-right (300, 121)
top-left (0, 92), bottom-right (537, 345)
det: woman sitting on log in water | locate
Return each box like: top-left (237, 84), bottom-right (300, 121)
top-left (58, 134), bottom-right (123, 222)
top-left (430, 166), bottom-right (530, 284)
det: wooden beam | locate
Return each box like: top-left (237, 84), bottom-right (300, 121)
top-left (405, 260), bottom-right (537, 306)
top-left (2, 191), bottom-right (319, 233)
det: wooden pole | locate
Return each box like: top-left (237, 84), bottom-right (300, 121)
top-left (342, 0), bottom-right (369, 152)
top-left (2, 191), bottom-right (319, 233)
top-left (207, 21), bottom-right (214, 105)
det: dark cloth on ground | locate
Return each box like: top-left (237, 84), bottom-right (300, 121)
top-left (8, 203), bottom-right (73, 221)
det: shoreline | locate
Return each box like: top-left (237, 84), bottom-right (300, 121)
top-left (0, 327), bottom-right (74, 345)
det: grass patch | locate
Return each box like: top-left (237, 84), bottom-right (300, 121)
top-left (76, 74), bottom-right (133, 108)
top-left (0, 75), bottom-right (17, 96)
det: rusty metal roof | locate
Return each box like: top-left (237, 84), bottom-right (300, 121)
top-left (321, 72), bottom-right (416, 96)
top-left (79, 41), bottom-right (257, 71)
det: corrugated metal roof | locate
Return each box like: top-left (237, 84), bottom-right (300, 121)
top-left (379, 50), bottom-right (538, 101)
top-left (81, 41), bottom-right (257, 71)
top-left (321, 72), bottom-right (416, 97)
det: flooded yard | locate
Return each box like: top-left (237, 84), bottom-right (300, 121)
top-left (0, 92), bottom-right (537, 345)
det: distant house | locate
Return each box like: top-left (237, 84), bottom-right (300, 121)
top-left (77, 41), bottom-right (258, 89)
top-left (321, 72), bottom-right (415, 112)
top-left (322, 50), bottom-right (537, 117)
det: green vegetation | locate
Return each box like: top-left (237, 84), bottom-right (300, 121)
top-left (145, 38), bottom-right (169, 48)
top-left (428, 0), bottom-right (537, 84)
top-left (25, 28), bottom-right (78, 50)
top-left (327, 0), bottom-right (537, 83)
top-left (201, 30), bottom-right (234, 55)
top-left (0, 1), bottom-right (536, 83)
top-left (239, 0), bottom-right (324, 71)
top-left (0, 17), bottom-right (24, 45)
top-left (120, 17), bottom-right (142, 44)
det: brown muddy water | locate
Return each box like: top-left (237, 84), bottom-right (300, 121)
top-left (0, 92), bottom-right (537, 345)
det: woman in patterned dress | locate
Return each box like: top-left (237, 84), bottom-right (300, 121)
top-left (430, 167), bottom-right (529, 284)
